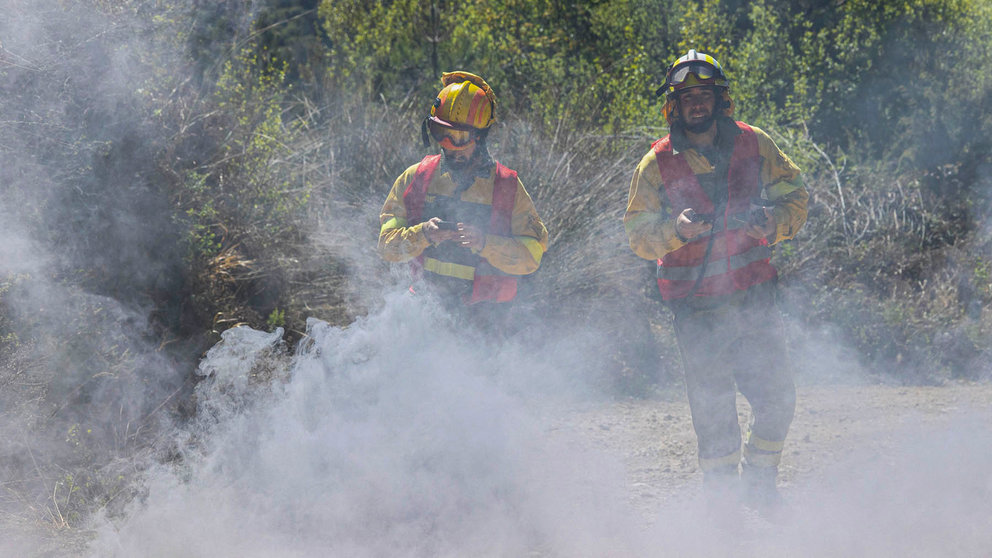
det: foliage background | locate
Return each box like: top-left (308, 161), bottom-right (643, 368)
top-left (0, 0), bottom-right (990, 542)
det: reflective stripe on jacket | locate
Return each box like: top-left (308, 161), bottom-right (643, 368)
top-left (653, 121), bottom-right (777, 300)
top-left (403, 154), bottom-right (519, 304)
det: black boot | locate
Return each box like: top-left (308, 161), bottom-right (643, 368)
top-left (740, 462), bottom-right (782, 518)
top-left (700, 464), bottom-right (745, 531)
top-left (702, 464), bottom-right (741, 506)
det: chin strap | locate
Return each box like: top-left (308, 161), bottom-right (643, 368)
top-left (420, 117), bottom-right (431, 148)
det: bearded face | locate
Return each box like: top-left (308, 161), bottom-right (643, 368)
top-left (442, 141), bottom-right (477, 171)
top-left (677, 87), bottom-right (717, 134)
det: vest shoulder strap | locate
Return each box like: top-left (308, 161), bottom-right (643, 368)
top-left (402, 154), bottom-right (442, 224)
top-left (732, 121), bottom-right (759, 159)
top-left (650, 136), bottom-right (671, 157)
top-left (652, 134), bottom-right (712, 215)
top-left (489, 162), bottom-right (518, 236)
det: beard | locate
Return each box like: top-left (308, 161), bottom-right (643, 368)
top-left (442, 142), bottom-right (481, 172)
top-left (683, 113), bottom-right (716, 134)
top-left (444, 151), bottom-right (473, 171)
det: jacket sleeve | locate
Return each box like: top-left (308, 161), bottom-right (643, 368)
top-left (624, 150), bottom-right (686, 261)
top-left (377, 164), bottom-right (432, 262)
top-left (753, 127), bottom-right (809, 244)
top-left (478, 178), bottom-right (549, 275)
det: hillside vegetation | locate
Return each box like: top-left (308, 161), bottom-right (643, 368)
top-left (0, 0), bottom-right (990, 537)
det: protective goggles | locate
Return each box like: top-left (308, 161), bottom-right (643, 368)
top-left (667, 62), bottom-right (721, 88)
top-left (428, 119), bottom-right (477, 149)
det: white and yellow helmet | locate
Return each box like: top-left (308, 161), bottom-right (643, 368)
top-left (659, 50), bottom-right (734, 124)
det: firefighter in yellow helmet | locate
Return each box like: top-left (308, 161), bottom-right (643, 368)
top-left (624, 50), bottom-right (809, 513)
top-left (378, 72), bottom-right (548, 330)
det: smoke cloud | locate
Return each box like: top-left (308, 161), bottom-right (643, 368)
top-left (1, 3), bottom-right (193, 554)
top-left (88, 292), bottom-right (645, 557)
top-left (82, 290), bottom-right (992, 557)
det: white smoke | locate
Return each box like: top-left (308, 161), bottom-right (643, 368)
top-left (89, 292), bottom-right (646, 557)
top-left (784, 412), bottom-right (992, 557)
top-left (87, 286), bottom-right (992, 557)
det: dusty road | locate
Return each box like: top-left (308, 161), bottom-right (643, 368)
top-left (9, 381), bottom-right (992, 557)
top-left (550, 380), bottom-right (992, 555)
top-left (562, 381), bottom-right (992, 505)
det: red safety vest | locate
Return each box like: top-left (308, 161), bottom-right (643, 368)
top-left (652, 121), bottom-right (777, 301)
top-left (403, 154), bottom-right (519, 304)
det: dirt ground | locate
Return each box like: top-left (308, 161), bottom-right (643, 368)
top-left (556, 380), bottom-right (992, 515)
top-left (7, 381), bottom-right (992, 557)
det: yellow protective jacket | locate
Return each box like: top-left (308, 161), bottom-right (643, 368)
top-left (378, 155), bottom-right (548, 299)
top-left (625, 118), bottom-right (808, 262)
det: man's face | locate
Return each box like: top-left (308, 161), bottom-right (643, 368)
top-left (442, 140), bottom-right (477, 170)
top-left (677, 87), bottom-right (717, 132)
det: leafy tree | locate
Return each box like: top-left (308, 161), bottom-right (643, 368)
top-left (254, 0), bottom-right (329, 91)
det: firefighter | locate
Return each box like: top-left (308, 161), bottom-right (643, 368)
top-left (378, 71), bottom-right (548, 331)
top-left (624, 50), bottom-right (809, 511)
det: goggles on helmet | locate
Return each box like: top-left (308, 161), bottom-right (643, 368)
top-left (428, 119), bottom-right (477, 150)
top-left (667, 62), bottom-right (721, 88)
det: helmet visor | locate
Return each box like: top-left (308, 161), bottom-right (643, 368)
top-left (428, 119), bottom-right (476, 149)
top-left (668, 62), bottom-right (719, 87)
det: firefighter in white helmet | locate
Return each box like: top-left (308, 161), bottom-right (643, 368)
top-left (378, 71), bottom-right (548, 331)
top-left (624, 50), bottom-right (809, 513)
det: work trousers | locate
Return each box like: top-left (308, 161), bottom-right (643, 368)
top-left (411, 278), bottom-right (513, 339)
top-left (672, 285), bottom-right (796, 477)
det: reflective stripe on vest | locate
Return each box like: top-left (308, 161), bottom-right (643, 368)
top-left (422, 257), bottom-right (475, 281)
top-left (402, 154), bottom-right (519, 304)
top-left (652, 122), bottom-right (777, 300)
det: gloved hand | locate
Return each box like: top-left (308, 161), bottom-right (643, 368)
top-left (457, 223), bottom-right (486, 251)
top-left (422, 217), bottom-right (459, 245)
top-left (676, 208), bottom-right (713, 241)
top-left (744, 207), bottom-right (776, 240)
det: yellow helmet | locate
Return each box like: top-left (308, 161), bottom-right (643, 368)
top-left (422, 71), bottom-right (496, 148)
top-left (661, 50), bottom-right (729, 99)
top-left (658, 50), bottom-right (735, 125)
top-left (431, 71), bottom-right (496, 130)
